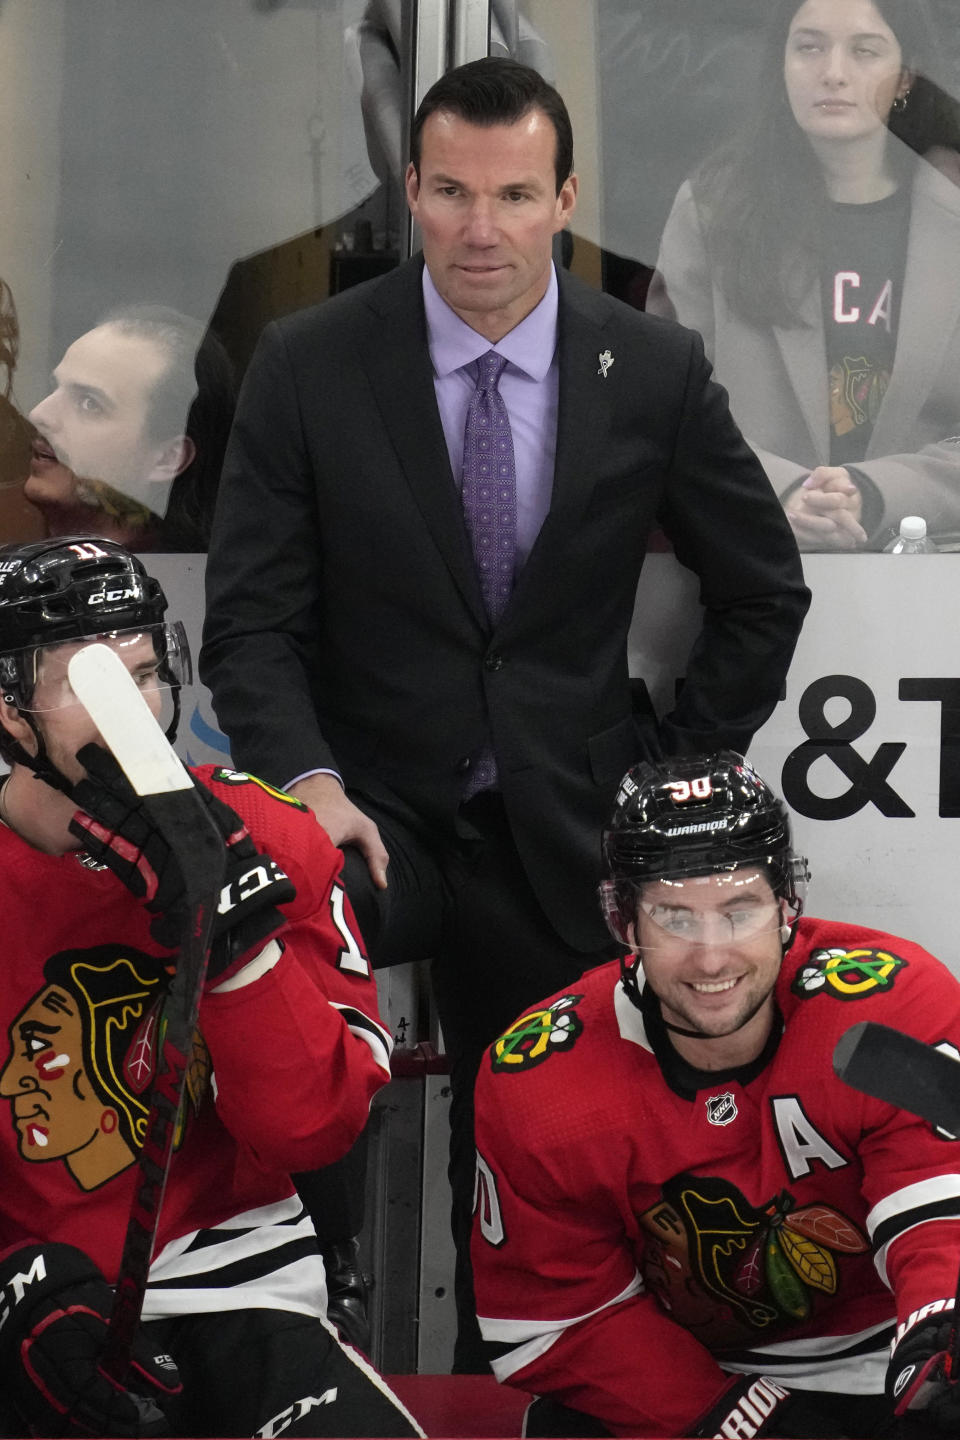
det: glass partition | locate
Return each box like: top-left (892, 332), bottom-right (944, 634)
top-left (589, 1), bottom-right (960, 553)
top-left (0, 0), bottom-right (413, 551)
top-left (4, 1), bottom-right (960, 955)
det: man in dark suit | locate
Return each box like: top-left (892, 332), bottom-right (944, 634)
top-left (200, 57), bottom-right (809, 1369)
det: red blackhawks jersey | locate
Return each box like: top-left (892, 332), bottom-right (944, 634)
top-left (472, 918), bottom-right (960, 1437)
top-left (0, 765), bottom-right (392, 1323)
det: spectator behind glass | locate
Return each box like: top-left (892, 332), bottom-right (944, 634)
top-left (26, 305), bottom-right (235, 551)
top-left (0, 281), bottom-right (43, 543)
top-left (648, 0), bottom-right (960, 552)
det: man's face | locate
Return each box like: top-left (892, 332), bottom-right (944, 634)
top-left (23, 631), bottom-right (167, 786)
top-left (635, 869), bottom-right (784, 1042)
top-left (406, 108), bottom-right (577, 341)
top-left (26, 324), bottom-right (172, 517)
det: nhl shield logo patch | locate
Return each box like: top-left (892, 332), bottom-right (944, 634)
top-left (706, 1092), bottom-right (738, 1126)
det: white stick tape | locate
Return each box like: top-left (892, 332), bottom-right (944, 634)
top-left (67, 643), bottom-right (193, 796)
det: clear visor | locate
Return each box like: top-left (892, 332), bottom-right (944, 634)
top-left (8, 623), bottom-right (190, 726)
top-left (601, 862), bottom-right (804, 950)
top-left (638, 870), bottom-right (784, 947)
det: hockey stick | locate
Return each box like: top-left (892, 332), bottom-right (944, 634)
top-left (833, 1021), bottom-right (960, 1137)
top-left (68, 643), bottom-right (226, 1381)
top-left (834, 1020), bottom-right (960, 1381)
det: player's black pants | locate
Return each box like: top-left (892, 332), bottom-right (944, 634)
top-left (333, 790), bottom-right (614, 1373)
top-left (525, 1390), bottom-right (922, 1439)
top-left (151, 1308), bottom-right (421, 1438)
top-left (0, 1308), bottom-right (421, 1439)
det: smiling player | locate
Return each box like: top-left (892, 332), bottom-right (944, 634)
top-left (473, 752), bottom-right (960, 1438)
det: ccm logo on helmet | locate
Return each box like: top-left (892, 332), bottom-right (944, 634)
top-left (87, 587), bottom-right (139, 605)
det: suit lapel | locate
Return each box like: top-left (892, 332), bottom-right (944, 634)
top-left (358, 261), bottom-right (488, 630)
top-left (497, 275), bottom-right (613, 625)
top-left (552, 273), bottom-right (615, 514)
top-left (502, 274), bottom-right (613, 625)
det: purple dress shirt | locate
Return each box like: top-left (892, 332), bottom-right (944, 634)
top-left (423, 263), bottom-right (559, 568)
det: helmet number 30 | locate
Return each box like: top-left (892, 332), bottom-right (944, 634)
top-left (668, 776), bottom-right (713, 804)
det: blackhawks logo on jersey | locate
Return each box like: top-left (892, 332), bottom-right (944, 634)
top-left (792, 947), bottom-right (906, 1001)
top-left (211, 767), bottom-right (308, 811)
top-left (640, 1173), bottom-right (867, 1348)
top-left (1, 944), bottom-right (206, 1192)
top-left (490, 995), bottom-right (583, 1073)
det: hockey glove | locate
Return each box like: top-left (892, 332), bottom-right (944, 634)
top-left (886, 1306), bottom-right (960, 1432)
top-left (0, 1241), bottom-right (181, 1437)
top-left (68, 744), bottom-right (295, 981)
top-left (687, 1374), bottom-right (851, 1438)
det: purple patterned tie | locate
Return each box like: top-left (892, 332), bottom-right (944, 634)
top-left (461, 350), bottom-right (517, 623)
top-left (460, 351), bottom-right (516, 798)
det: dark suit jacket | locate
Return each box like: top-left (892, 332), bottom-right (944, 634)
top-left (201, 258), bottom-right (809, 950)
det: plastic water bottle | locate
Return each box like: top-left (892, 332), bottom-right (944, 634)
top-left (883, 516), bottom-right (938, 554)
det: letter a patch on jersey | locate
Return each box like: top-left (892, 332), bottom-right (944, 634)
top-left (771, 1097), bottom-right (847, 1179)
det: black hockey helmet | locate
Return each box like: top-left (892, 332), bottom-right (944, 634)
top-left (599, 751), bottom-right (806, 950)
top-left (0, 536), bottom-right (189, 784)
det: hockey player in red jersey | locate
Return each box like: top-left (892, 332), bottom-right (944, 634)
top-left (0, 537), bottom-right (422, 1438)
top-left (472, 752), bottom-right (960, 1439)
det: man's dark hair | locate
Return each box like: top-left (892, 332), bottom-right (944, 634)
top-left (410, 57), bottom-right (573, 194)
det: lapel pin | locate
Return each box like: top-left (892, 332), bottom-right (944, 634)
top-left (597, 349), bottom-right (614, 378)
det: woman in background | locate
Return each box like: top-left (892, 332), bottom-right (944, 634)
top-left (648, 0), bottom-right (960, 550)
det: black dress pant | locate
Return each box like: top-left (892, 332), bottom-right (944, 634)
top-left (337, 791), bottom-right (615, 1372)
top-left (151, 1308), bottom-right (422, 1437)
